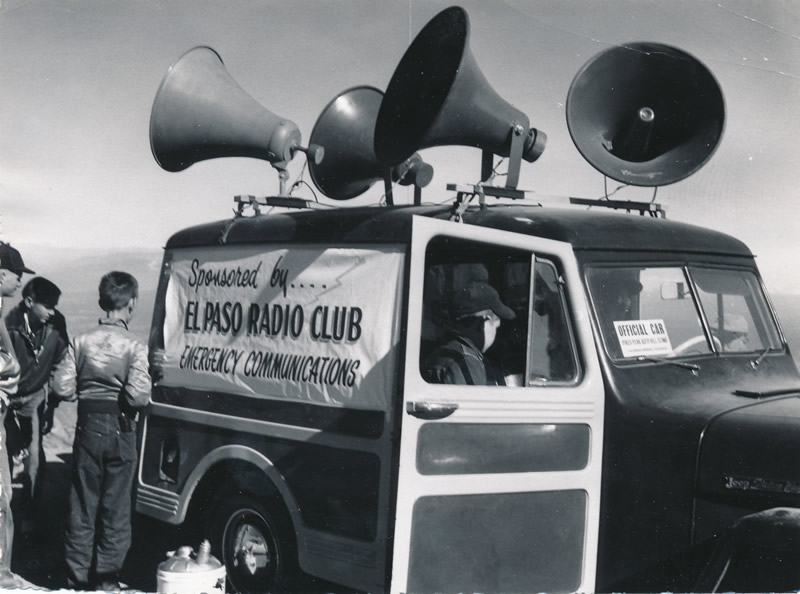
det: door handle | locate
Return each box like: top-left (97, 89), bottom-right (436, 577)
top-left (406, 401), bottom-right (459, 420)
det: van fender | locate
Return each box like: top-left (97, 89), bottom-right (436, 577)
top-left (175, 444), bottom-right (301, 530)
top-left (693, 507), bottom-right (800, 591)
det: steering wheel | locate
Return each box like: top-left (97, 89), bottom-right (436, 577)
top-left (672, 334), bottom-right (722, 356)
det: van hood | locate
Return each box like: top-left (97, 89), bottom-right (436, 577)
top-left (695, 393), bottom-right (800, 506)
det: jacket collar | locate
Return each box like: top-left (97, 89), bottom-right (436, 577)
top-left (99, 318), bottom-right (129, 330)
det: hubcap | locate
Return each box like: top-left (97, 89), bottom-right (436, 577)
top-left (226, 510), bottom-right (277, 591)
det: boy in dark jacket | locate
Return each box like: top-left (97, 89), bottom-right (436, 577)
top-left (3, 277), bottom-right (69, 537)
top-left (52, 271), bottom-right (151, 591)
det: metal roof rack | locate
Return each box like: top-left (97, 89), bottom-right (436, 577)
top-left (233, 195), bottom-right (333, 217)
top-left (445, 183), bottom-right (665, 220)
top-left (567, 197), bottom-right (665, 218)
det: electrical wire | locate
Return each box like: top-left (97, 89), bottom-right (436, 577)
top-left (288, 158), bottom-right (319, 202)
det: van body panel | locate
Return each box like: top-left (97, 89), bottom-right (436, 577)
top-left (141, 409), bottom-right (382, 537)
top-left (695, 394), bottom-right (800, 538)
top-left (408, 490), bottom-right (588, 592)
top-left (416, 421), bottom-right (591, 474)
top-left (579, 252), bottom-right (798, 590)
top-left (140, 242), bottom-right (407, 592)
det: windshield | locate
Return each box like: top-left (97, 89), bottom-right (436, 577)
top-left (586, 265), bottom-right (782, 360)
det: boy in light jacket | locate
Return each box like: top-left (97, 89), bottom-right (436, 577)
top-left (52, 271), bottom-right (151, 591)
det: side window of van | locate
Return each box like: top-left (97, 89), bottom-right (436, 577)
top-left (527, 260), bottom-right (578, 384)
top-left (419, 237), bottom-right (578, 386)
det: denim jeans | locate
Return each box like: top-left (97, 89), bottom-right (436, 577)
top-left (64, 412), bottom-right (137, 588)
top-left (9, 388), bottom-right (46, 523)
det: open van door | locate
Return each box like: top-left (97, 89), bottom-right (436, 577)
top-left (390, 215), bottom-right (605, 593)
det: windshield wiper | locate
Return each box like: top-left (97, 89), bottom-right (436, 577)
top-left (750, 347), bottom-right (772, 370)
top-left (636, 356), bottom-right (700, 376)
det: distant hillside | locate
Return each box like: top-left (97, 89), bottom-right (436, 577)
top-left (772, 293), bottom-right (800, 364)
top-left (6, 245), bottom-right (800, 365)
top-left (12, 244), bottom-right (163, 292)
top-left (4, 245), bottom-right (163, 342)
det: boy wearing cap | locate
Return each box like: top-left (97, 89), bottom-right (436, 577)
top-left (423, 280), bottom-right (516, 385)
top-left (3, 277), bottom-right (70, 539)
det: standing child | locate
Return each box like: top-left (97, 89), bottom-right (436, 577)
top-left (52, 271), bottom-right (151, 591)
top-left (3, 277), bottom-right (70, 539)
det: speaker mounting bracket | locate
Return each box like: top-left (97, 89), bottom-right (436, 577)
top-left (383, 175), bottom-right (394, 206)
top-left (233, 195), bottom-right (333, 218)
top-left (568, 197), bottom-right (665, 218)
top-left (479, 124), bottom-right (525, 189)
top-left (447, 184), bottom-right (526, 201)
top-left (481, 151), bottom-right (493, 183)
top-left (447, 183), bottom-right (526, 222)
top-left (506, 124), bottom-right (526, 189)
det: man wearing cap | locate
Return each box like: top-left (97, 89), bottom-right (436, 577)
top-left (0, 243), bottom-right (35, 302)
top-left (714, 313), bottom-right (750, 352)
top-left (3, 277), bottom-right (70, 539)
top-left (423, 280), bottom-right (516, 385)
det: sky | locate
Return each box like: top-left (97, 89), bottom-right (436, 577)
top-left (1, 0), bottom-right (799, 294)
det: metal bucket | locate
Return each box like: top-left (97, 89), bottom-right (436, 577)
top-left (156, 540), bottom-right (226, 594)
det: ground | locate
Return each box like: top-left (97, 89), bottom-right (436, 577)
top-left (8, 403), bottom-right (346, 593)
top-left (8, 402), bottom-right (197, 592)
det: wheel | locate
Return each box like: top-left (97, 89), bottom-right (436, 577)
top-left (208, 494), bottom-right (297, 593)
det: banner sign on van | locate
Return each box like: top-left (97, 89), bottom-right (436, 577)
top-left (613, 319), bottom-right (673, 358)
top-left (162, 246), bottom-right (404, 410)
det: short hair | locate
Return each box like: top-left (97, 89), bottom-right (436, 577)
top-left (99, 271), bottom-right (138, 312)
top-left (22, 277), bottom-right (61, 307)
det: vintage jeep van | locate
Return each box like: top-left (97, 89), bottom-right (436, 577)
top-left (137, 6), bottom-right (800, 593)
top-left (138, 196), bottom-right (800, 593)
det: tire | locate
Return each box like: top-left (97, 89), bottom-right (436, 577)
top-left (208, 494), bottom-right (297, 593)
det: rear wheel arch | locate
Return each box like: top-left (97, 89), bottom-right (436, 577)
top-left (179, 445), bottom-right (301, 524)
top-left (179, 446), bottom-right (303, 542)
top-left (181, 448), bottom-right (302, 593)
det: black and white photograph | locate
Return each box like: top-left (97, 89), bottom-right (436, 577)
top-left (1, 1), bottom-right (799, 592)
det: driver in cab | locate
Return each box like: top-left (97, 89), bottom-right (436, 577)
top-left (423, 281), bottom-right (515, 385)
top-left (714, 313), bottom-right (749, 352)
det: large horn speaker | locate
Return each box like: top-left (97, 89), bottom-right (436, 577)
top-left (150, 46), bottom-right (320, 172)
top-left (309, 86), bottom-right (433, 201)
top-left (374, 6), bottom-right (545, 188)
top-left (566, 42), bottom-right (725, 187)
